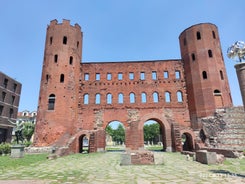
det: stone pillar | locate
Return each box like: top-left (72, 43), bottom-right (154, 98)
top-left (11, 145), bottom-right (24, 158)
top-left (235, 63), bottom-right (245, 110)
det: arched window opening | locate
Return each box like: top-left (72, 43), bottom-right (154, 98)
top-left (212, 31), bottom-right (216, 39)
top-left (95, 94), bottom-right (101, 104)
top-left (107, 93), bottom-right (112, 104)
top-left (196, 31), bottom-right (201, 40)
top-left (214, 89), bottom-right (221, 95)
top-left (208, 49), bottom-right (213, 58)
top-left (118, 93), bottom-right (123, 104)
top-left (69, 56), bottom-right (73, 65)
top-left (130, 93), bottom-right (135, 103)
top-left (153, 92), bottom-right (159, 103)
top-left (202, 71), bottom-right (207, 79)
top-left (220, 70), bottom-right (224, 80)
top-left (191, 53), bottom-right (196, 61)
top-left (54, 54), bottom-right (58, 63)
top-left (182, 133), bottom-right (193, 151)
top-left (46, 74), bottom-right (49, 82)
top-left (183, 38), bottom-right (187, 46)
top-left (165, 92), bottom-right (171, 103)
top-left (214, 89), bottom-right (223, 108)
top-left (63, 36), bottom-right (67, 44)
top-left (141, 92), bottom-right (147, 103)
top-left (50, 37), bottom-right (53, 45)
top-left (60, 74), bottom-right (64, 83)
top-left (84, 94), bottom-right (89, 104)
top-left (177, 91), bottom-right (183, 102)
top-left (48, 94), bottom-right (55, 110)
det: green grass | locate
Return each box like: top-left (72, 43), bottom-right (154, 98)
top-left (145, 145), bottom-right (163, 151)
top-left (0, 153), bottom-right (48, 170)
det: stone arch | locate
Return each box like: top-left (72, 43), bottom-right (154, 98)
top-left (74, 131), bottom-right (92, 153)
top-left (78, 134), bottom-right (89, 153)
top-left (104, 120), bottom-right (126, 151)
top-left (180, 129), bottom-right (195, 151)
top-left (139, 113), bottom-right (172, 152)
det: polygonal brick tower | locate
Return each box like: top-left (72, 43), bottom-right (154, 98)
top-left (179, 23), bottom-right (233, 129)
top-left (33, 19), bottom-right (82, 147)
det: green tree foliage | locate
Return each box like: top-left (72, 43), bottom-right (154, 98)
top-left (144, 123), bottom-right (160, 143)
top-left (22, 122), bottom-right (35, 142)
top-left (106, 124), bottom-right (125, 144)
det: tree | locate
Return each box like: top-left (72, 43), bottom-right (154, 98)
top-left (22, 122), bottom-right (35, 142)
top-left (105, 123), bottom-right (125, 145)
top-left (144, 123), bottom-right (160, 144)
top-left (113, 124), bottom-right (125, 144)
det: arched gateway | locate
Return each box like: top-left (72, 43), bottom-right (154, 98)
top-left (33, 20), bottom-right (232, 155)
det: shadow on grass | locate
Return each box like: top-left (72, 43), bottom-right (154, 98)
top-left (209, 169), bottom-right (245, 178)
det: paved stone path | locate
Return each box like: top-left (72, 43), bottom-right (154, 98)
top-left (0, 152), bottom-right (244, 184)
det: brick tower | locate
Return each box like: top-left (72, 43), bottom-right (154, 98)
top-left (179, 23), bottom-right (232, 129)
top-left (33, 19), bottom-right (82, 147)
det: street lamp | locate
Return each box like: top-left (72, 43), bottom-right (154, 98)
top-left (227, 41), bottom-right (245, 62)
top-left (227, 41), bottom-right (245, 110)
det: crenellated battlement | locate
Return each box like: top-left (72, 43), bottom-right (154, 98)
top-left (49, 19), bottom-right (81, 30)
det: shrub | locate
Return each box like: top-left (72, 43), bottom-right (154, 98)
top-left (0, 143), bottom-right (11, 155)
top-left (24, 141), bottom-right (32, 147)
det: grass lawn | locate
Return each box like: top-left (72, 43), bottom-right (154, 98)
top-left (0, 154), bottom-right (48, 170)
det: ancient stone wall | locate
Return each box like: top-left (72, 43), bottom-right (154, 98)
top-left (201, 107), bottom-right (245, 151)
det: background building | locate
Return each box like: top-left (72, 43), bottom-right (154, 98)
top-left (0, 71), bottom-right (21, 143)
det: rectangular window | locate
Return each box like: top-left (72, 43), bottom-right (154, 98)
top-left (96, 73), bottom-right (100, 81)
top-left (54, 54), bottom-right (58, 63)
top-left (84, 73), bottom-right (89, 81)
top-left (107, 73), bottom-right (112, 80)
top-left (0, 105), bottom-right (3, 115)
top-left (129, 72), bottom-right (134, 80)
top-left (9, 108), bottom-right (13, 118)
top-left (140, 72), bottom-right (145, 80)
top-left (3, 78), bottom-right (8, 88)
top-left (11, 96), bottom-right (15, 105)
top-left (13, 83), bottom-right (17, 92)
top-left (152, 71), bottom-right (157, 80)
top-left (118, 73), bottom-right (123, 80)
top-left (175, 70), bottom-right (181, 79)
top-left (164, 71), bottom-right (169, 79)
top-left (2, 92), bottom-right (6, 102)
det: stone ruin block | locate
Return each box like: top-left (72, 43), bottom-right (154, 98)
top-left (196, 150), bottom-right (217, 164)
top-left (120, 150), bottom-right (154, 165)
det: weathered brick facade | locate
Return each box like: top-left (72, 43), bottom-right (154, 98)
top-left (0, 72), bottom-right (22, 143)
top-left (33, 19), bottom-right (232, 154)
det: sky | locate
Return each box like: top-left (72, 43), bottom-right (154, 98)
top-left (0, 0), bottom-right (244, 111)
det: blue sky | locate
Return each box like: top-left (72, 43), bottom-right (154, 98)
top-left (0, 0), bottom-right (244, 111)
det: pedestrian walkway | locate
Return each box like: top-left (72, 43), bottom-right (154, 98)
top-left (0, 152), bottom-right (244, 183)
